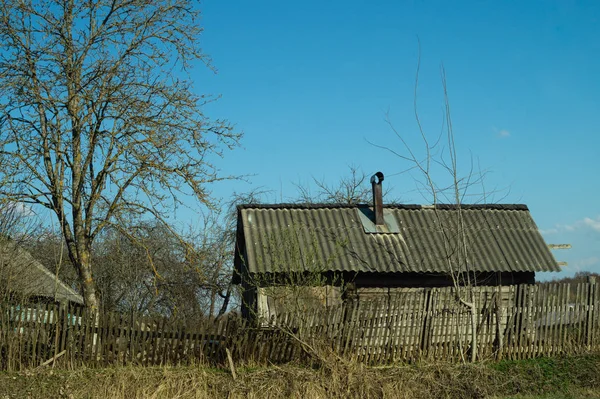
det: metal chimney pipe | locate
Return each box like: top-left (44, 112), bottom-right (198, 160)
top-left (370, 172), bottom-right (385, 226)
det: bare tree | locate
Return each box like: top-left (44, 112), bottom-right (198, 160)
top-left (294, 165), bottom-right (397, 205)
top-left (93, 223), bottom-right (207, 320)
top-left (28, 220), bottom-right (227, 321)
top-left (372, 50), bottom-right (493, 361)
top-left (0, 0), bottom-right (241, 309)
top-left (209, 188), bottom-right (270, 318)
top-left (25, 190), bottom-right (268, 320)
top-left (24, 227), bottom-right (78, 294)
top-left (0, 201), bottom-right (45, 302)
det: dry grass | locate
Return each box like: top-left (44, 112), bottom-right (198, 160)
top-left (2, 354), bottom-right (600, 398)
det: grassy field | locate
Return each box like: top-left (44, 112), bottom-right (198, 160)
top-left (2, 354), bottom-right (600, 398)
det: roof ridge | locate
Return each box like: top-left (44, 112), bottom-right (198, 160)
top-left (238, 203), bottom-right (530, 211)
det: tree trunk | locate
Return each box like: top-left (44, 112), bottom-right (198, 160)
top-left (457, 290), bottom-right (477, 363)
top-left (209, 289), bottom-right (216, 319)
top-left (469, 302), bottom-right (477, 362)
top-left (217, 285), bottom-right (232, 319)
top-left (77, 248), bottom-right (99, 310)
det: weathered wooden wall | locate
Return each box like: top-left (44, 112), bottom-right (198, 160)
top-left (257, 285), bottom-right (342, 320)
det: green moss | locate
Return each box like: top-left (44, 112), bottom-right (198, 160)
top-left (491, 354), bottom-right (600, 396)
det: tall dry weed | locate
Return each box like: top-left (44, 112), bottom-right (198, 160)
top-left (2, 354), bottom-right (600, 398)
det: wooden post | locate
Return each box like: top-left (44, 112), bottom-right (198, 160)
top-left (540, 284), bottom-right (549, 356)
top-left (31, 303), bottom-right (42, 367)
top-left (551, 284), bottom-right (559, 355)
top-left (558, 283), bottom-right (568, 354)
top-left (587, 276), bottom-right (596, 349)
top-left (72, 305), bottom-right (83, 367)
top-left (495, 286), bottom-right (504, 360)
top-left (409, 291), bottom-right (423, 361)
top-left (513, 284), bottom-right (523, 360)
top-left (129, 312), bottom-right (137, 365)
top-left (226, 348), bottom-right (237, 380)
top-left (420, 289), bottom-right (433, 357)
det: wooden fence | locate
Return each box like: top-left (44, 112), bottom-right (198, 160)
top-left (0, 300), bottom-right (304, 370)
top-left (273, 281), bottom-right (598, 363)
top-left (1, 280), bottom-right (598, 370)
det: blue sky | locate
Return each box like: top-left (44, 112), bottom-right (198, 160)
top-left (189, 0), bottom-right (600, 280)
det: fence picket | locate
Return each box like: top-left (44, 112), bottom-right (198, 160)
top-left (576, 283), bottom-right (584, 349)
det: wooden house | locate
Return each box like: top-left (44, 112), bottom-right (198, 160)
top-left (233, 173), bottom-right (560, 320)
top-left (0, 239), bottom-right (83, 305)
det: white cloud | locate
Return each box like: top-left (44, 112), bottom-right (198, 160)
top-left (5, 201), bottom-right (35, 217)
top-left (583, 217), bottom-right (600, 232)
top-left (498, 129), bottom-right (511, 138)
top-left (576, 257), bottom-right (600, 268)
top-left (569, 257), bottom-right (600, 273)
top-left (544, 215), bottom-right (600, 234)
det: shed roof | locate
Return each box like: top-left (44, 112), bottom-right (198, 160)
top-left (234, 203), bottom-right (560, 278)
top-left (0, 240), bottom-right (84, 304)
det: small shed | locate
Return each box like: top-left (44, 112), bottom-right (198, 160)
top-left (233, 174), bottom-right (560, 320)
top-left (0, 239), bottom-right (83, 305)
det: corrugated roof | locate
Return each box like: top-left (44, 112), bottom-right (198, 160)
top-left (0, 240), bottom-right (84, 304)
top-left (235, 204), bottom-right (560, 276)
